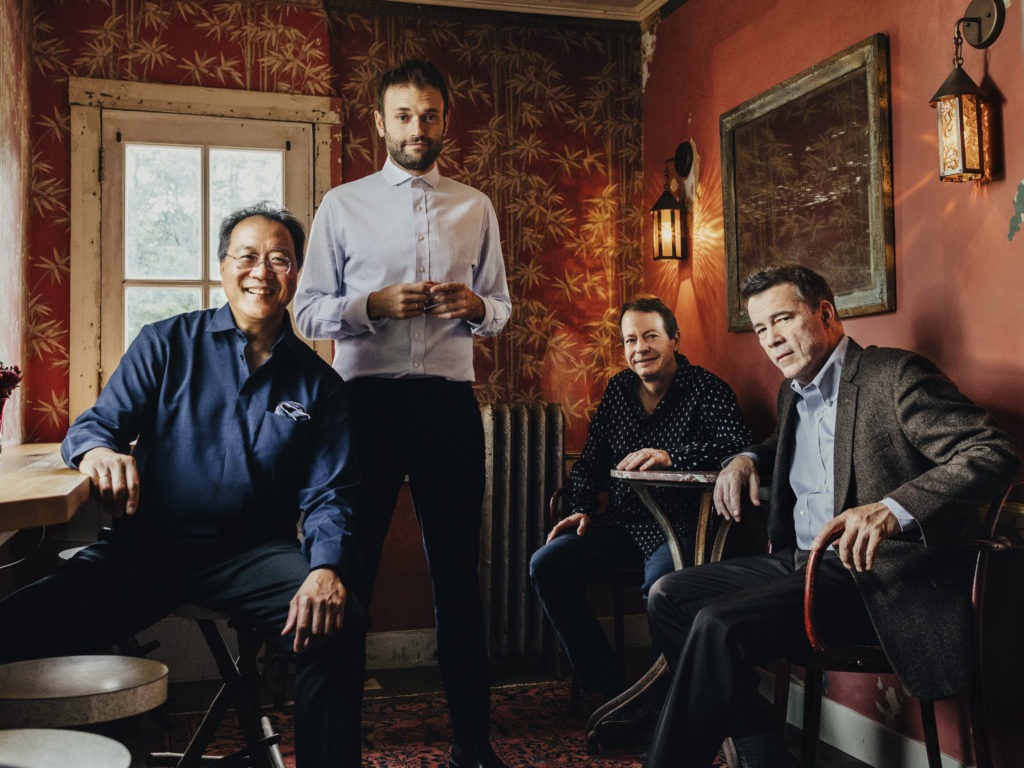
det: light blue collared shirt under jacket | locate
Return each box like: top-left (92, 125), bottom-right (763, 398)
top-left (789, 335), bottom-right (916, 549)
top-left (294, 157), bottom-right (512, 383)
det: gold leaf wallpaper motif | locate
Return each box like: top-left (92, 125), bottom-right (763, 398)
top-left (25, 0), bottom-right (643, 454)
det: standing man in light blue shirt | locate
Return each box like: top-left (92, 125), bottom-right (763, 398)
top-left (642, 265), bottom-right (1018, 768)
top-left (294, 59), bottom-right (511, 768)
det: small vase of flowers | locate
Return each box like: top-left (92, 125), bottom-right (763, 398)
top-left (0, 362), bottom-right (23, 455)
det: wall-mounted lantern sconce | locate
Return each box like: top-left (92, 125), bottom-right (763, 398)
top-left (651, 142), bottom-right (693, 260)
top-left (928, 0), bottom-right (1004, 182)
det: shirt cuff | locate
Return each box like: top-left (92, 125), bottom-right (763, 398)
top-left (881, 497), bottom-right (919, 533)
top-left (351, 294), bottom-right (384, 333)
top-left (310, 564), bottom-right (340, 576)
top-left (721, 451), bottom-right (759, 468)
top-left (466, 295), bottom-right (493, 332)
top-left (62, 440), bottom-right (117, 470)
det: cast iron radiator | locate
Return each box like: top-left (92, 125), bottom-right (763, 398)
top-left (478, 402), bottom-right (564, 661)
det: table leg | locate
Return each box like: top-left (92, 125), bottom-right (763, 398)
top-left (630, 485), bottom-right (685, 569)
top-left (581, 476), bottom-right (717, 755)
top-left (584, 654), bottom-right (667, 754)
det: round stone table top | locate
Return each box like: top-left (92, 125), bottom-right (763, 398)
top-left (0, 655), bottom-right (168, 728)
top-left (0, 728), bottom-right (131, 767)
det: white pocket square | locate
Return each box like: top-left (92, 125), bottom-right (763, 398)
top-left (274, 401), bottom-right (310, 422)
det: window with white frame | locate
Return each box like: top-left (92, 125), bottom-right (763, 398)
top-left (69, 78), bottom-right (338, 419)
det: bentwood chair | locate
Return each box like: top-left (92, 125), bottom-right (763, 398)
top-left (792, 478), bottom-right (1024, 768)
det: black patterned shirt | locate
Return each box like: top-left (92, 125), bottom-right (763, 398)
top-left (568, 354), bottom-right (752, 557)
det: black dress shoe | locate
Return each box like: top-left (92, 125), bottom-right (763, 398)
top-left (448, 743), bottom-right (510, 768)
top-left (727, 733), bottom-right (800, 768)
top-left (598, 694), bottom-right (654, 729)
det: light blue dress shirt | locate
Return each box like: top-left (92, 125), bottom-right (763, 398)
top-left (294, 157), bottom-right (512, 382)
top-left (789, 336), bottom-right (915, 549)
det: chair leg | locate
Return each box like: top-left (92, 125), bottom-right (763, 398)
top-left (773, 660), bottom-right (791, 738)
top-left (968, 684), bottom-right (993, 768)
top-left (801, 669), bottom-right (823, 768)
top-left (612, 582), bottom-right (626, 680)
top-left (234, 622), bottom-right (264, 709)
top-left (919, 699), bottom-right (942, 768)
top-left (196, 619), bottom-right (279, 768)
top-left (569, 671), bottom-right (581, 716)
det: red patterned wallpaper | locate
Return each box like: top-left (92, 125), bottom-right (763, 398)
top-left (25, 0), bottom-right (336, 442)
top-left (24, 0), bottom-right (644, 454)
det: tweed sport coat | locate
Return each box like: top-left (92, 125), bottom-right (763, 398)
top-left (748, 339), bottom-right (1019, 701)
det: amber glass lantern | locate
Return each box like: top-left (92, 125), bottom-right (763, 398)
top-left (929, 38), bottom-right (985, 181)
top-left (928, 0), bottom-right (1003, 182)
top-left (650, 142), bottom-right (693, 261)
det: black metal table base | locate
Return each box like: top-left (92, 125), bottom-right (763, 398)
top-left (584, 654), bottom-right (667, 754)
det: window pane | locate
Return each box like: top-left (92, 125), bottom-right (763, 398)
top-left (124, 145), bottom-right (202, 280)
top-left (208, 148), bottom-right (284, 273)
top-left (124, 286), bottom-right (201, 351)
top-left (209, 286), bottom-right (227, 309)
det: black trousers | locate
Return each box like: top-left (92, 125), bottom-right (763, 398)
top-left (643, 549), bottom-right (875, 768)
top-left (530, 526), bottom-right (692, 697)
top-left (349, 377), bottom-right (492, 750)
top-left (0, 539), bottom-right (367, 768)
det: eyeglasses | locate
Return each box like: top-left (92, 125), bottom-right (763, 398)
top-left (228, 253), bottom-right (294, 274)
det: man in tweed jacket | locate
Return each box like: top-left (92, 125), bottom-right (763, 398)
top-left (643, 265), bottom-right (1019, 768)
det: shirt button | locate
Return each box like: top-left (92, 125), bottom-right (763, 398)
top-left (418, 234), bottom-right (425, 241)
top-left (414, 332), bottom-right (421, 339)
top-left (413, 361), bottom-right (421, 368)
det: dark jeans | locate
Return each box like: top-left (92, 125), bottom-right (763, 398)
top-left (643, 549), bottom-right (875, 768)
top-left (0, 539), bottom-right (366, 768)
top-left (349, 377), bottom-right (492, 751)
top-left (530, 526), bottom-right (690, 697)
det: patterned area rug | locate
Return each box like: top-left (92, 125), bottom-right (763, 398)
top-left (364, 681), bottom-right (648, 767)
top-left (165, 679), bottom-right (728, 767)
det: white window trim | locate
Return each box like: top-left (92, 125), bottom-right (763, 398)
top-left (69, 77), bottom-right (340, 421)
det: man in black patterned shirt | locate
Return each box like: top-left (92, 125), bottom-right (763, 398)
top-left (530, 297), bottom-right (751, 702)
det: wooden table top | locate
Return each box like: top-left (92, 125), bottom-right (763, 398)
top-left (0, 443), bottom-right (93, 533)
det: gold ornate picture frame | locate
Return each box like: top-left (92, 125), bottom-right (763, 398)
top-left (721, 34), bottom-right (896, 331)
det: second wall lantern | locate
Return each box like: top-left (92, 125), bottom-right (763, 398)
top-left (651, 142), bottom-right (693, 260)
